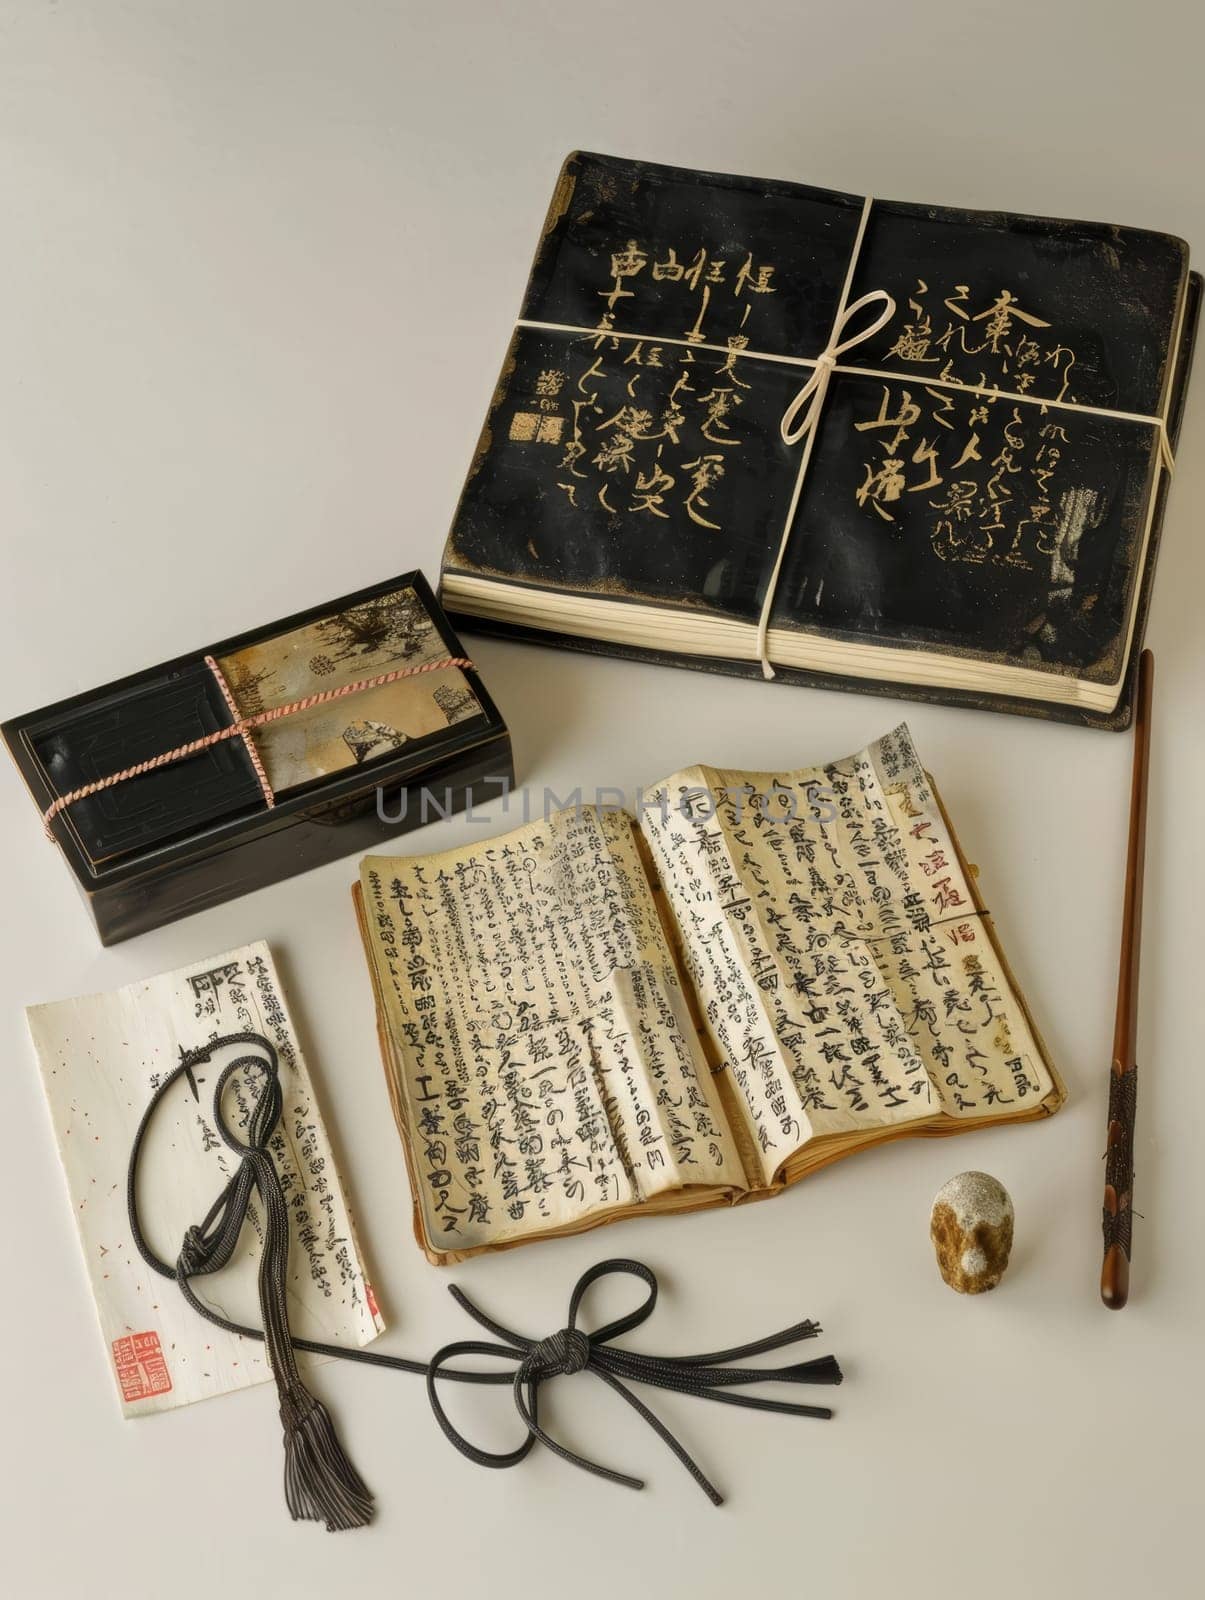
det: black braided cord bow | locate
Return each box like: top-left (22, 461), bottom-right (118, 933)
top-left (128, 1032), bottom-right (842, 1530)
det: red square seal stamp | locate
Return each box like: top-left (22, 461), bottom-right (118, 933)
top-left (112, 1331), bottom-right (172, 1403)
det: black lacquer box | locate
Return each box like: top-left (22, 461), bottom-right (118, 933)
top-left (3, 572), bottom-right (512, 943)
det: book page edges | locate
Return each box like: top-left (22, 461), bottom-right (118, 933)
top-left (441, 573), bottom-right (1131, 712)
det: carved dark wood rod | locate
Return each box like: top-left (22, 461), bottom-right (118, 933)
top-left (1101, 648), bottom-right (1154, 1310)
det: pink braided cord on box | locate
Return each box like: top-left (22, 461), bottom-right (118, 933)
top-left (41, 655), bottom-right (475, 836)
top-left (204, 654), bottom-right (277, 809)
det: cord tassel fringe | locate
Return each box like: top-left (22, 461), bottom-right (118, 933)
top-left (282, 1387), bottom-right (374, 1532)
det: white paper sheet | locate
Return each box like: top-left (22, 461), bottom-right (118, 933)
top-left (27, 941), bottom-right (384, 1417)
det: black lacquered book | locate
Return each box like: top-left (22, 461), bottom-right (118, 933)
top-left (440, 152), bottom-right (1199, 727)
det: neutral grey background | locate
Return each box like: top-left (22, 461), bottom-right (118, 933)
top-left (1, 4), bottom-right (1202, 1596)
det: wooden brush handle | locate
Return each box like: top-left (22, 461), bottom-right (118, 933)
top-left (1101, 1060), bottom-right (1137, 1308)
top-left (1100, 649), bottom-right (1153, 1310)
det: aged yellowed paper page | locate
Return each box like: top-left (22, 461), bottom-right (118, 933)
top-left (359, 804), bottom-right (741, 1252)
top-left (642, 723), bottom-right (1053, 1176)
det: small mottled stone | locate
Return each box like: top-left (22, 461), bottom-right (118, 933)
top-left (930, 1171), bottom-right (1014, 1294)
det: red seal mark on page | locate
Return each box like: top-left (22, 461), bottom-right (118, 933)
top-left (112, 1331), bottom-right (172, 1402)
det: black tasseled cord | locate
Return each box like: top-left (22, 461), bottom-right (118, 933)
top-left (133, 1037), bottom-right (373, 1529)
top-left (128, 1031), bottom-right (843, 1529)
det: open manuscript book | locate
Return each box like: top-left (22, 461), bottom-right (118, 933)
top-left (355, 724), bottom-right (1064, 1263)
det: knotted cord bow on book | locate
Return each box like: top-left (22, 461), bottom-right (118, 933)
top-left (40, 654), bottom-right (475, 834)
top-left (517, 193), bottom-right (1178, 679)
top-left (128, 1031), bottom-right (844, 1530)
